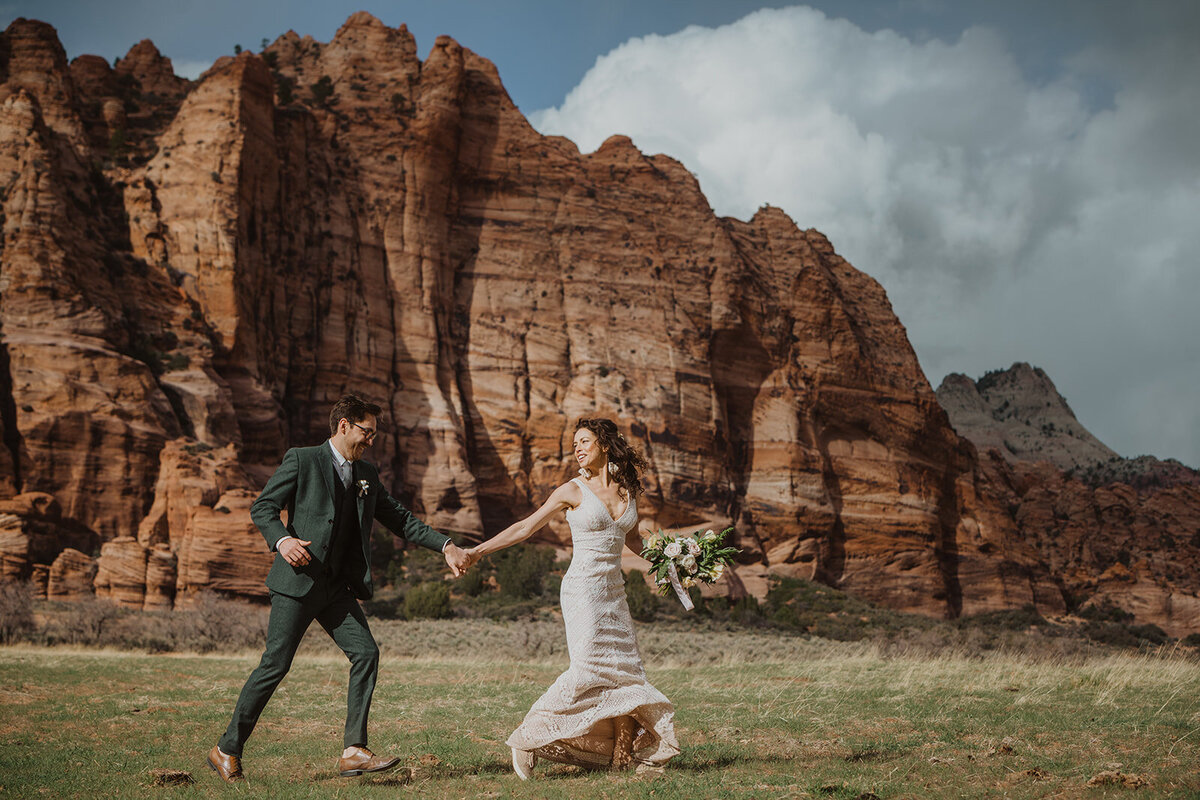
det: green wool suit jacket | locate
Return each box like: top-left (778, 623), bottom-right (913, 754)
top-left (250, 443), bottom-right (449, 600)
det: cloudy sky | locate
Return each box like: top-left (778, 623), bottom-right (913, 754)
top-left (11, 1), bottom-right (1199, 467)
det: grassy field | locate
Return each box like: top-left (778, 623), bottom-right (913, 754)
top-left (1, 622), bottom-right (1198, 799)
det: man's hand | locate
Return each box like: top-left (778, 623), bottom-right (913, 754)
top-left (443, 542), bottom-right (472, 577)
top-left (278, 537), bottom-right (313, 567)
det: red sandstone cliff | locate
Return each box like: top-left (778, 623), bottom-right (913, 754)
top-left (0, 14), bottom-right (1194, 633)
top-left (939, 365), bottom-right (1200, 634)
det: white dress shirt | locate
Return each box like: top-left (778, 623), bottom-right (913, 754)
top-left (328, 439), bottom-right (352, 488)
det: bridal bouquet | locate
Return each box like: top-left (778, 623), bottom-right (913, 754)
top-left (642, 527), bottom-right (739, 611)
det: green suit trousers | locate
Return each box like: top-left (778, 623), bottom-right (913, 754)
top-left (218, 582), bottom-right (378, 756)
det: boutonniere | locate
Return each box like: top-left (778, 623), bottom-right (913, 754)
top-left (357, 479), bottom-right (370, 498)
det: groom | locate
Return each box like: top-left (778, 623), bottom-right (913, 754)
top-left (207, 394), bottom-right (472, 782)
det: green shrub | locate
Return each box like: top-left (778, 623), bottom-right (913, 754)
top-left (371, 530), bottom-right (401, 587)
top-left (769, 603), bottom-right (802, 630)
top-left (1079, 600), bottom-right (1134, 624)
top-left (404, 581), bottom-right (452, 620)
top-left (165, 353), bottom-right (189, 371)
top-left (624, 570), bottom-right (657, 622)
top-left (107, 128), bottom-right (127, 160)
top-left (811, 614), bottom-right (868, 642)
top-left (494, 546), bottom-right (555, 600)
top-left (730, 594), bottom-right (764, 625)
top-left (1128, 623), bottom-right (1169, 645)
top-left (461, 564), bottom-right (487, 597)
top-left (766, 575), bottom-right (857, 615)
top-left (1081, 620), bottom-right (1154, 648)
top-left (275, 73), bottom-right (295, 105)
top-left (958, 604), bottom-right (1045, 631)
top-left (310, 75), bottom-right (334, 106)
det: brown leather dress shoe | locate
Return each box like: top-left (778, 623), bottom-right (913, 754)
top-left (338, 746), bottom-right (401, 777)
top-left (207, 745), bottom-right (243, 782)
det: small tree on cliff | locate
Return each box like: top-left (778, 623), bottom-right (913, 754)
top-left (310, 75), bottom-right (334, 106)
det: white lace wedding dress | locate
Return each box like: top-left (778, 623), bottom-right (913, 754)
top-left (506, 478), bottom-right (679, 768)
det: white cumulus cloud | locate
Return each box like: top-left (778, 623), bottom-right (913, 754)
top-left (530, 5), bottom-right (1200, 467)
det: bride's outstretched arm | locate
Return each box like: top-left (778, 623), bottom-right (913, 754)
top-left (468, 482), bottom-right (579, 560)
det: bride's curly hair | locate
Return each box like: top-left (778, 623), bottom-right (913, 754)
top-left (575, 418), bottom-right (648, 498)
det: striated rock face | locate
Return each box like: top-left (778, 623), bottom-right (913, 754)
top-left (128, 440), bottom-right (270, 607)
top-left (1073, 455), bottom-right (1200, 494)
top-left (0, 493), bottom-right (97, 583)
top-left (30, 562), bottom-right (48, 598)
top-left (47, 548), bottom-right (96, 599)
top-left (938, 364), bottom-right (1200, 635)
top-left (144, 544), bottom-right (177, 610)
top-left (981, 456), bottom-right (1200, 637)
top-left (0, 15), bottom-right (1194, 633)
top-left (114, 40), bottom-right (189, 100)
top-left (0, 18), bottom-right (88, 150)
top-left (94, 536), bottom-right (148, 607)
top-left (937, 363), bottom-right (1118, 472)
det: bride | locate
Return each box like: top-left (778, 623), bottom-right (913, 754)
top-left (465, 418), bottom-right (679, 778)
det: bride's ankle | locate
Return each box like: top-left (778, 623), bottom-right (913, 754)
top-left (611, 715), bottom-right (635, 769)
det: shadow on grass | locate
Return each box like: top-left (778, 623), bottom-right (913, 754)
top-left (668, 752), bottom-right (799, 772)
top-left (410, 753), bottom-right (799, 782)
top-left (303, 768), bottom-right (415, 787)
top-left (304, 748), bottom-right (823, 783)
top-left (417, 761), bottom-right (523, 779)
top-left (844, 746), bottom-right (911, 763)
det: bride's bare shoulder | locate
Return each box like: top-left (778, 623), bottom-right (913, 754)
top-left (550, 478), bottom-right (584, 508)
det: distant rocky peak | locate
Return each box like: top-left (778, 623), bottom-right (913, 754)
top-left (115, 39), bottom-right (189, 99)
top-left (936, 362), bottom-right (1117, 472)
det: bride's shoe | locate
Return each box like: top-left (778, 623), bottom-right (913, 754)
top-left (512, 748), bottom-right (537, 780)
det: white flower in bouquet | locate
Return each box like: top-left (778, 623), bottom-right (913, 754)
top-left (641, 525), bottom-right (740, 611)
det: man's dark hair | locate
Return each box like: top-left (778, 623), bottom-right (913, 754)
top-left (329, 394), bottom-right (382, 435)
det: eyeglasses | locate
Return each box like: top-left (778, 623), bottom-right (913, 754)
top-left (348, 421), bottom-right (378, 442)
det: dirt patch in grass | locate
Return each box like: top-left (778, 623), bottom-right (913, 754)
top-left (1088, 770), bottom-right (1151, 788)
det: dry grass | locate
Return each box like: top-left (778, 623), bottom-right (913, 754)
top-left (1, 621), bottom-right (1198, 799)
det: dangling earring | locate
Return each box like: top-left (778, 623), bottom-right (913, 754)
top-left (607, 461), bottom-right (619, 476)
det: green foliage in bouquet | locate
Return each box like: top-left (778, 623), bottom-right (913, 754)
top-left (641, 527), bottom-right (740, 596)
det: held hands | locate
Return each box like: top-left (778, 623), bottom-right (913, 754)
top-left (278, 537), bottom-right (313, 567)
top-left (463, 547), bottom-right (481, 571)
top-left (443, 542), bottom-right (473, 577)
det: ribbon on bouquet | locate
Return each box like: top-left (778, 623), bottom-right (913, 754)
top-left (666, 562), bottom-right (694, 611)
